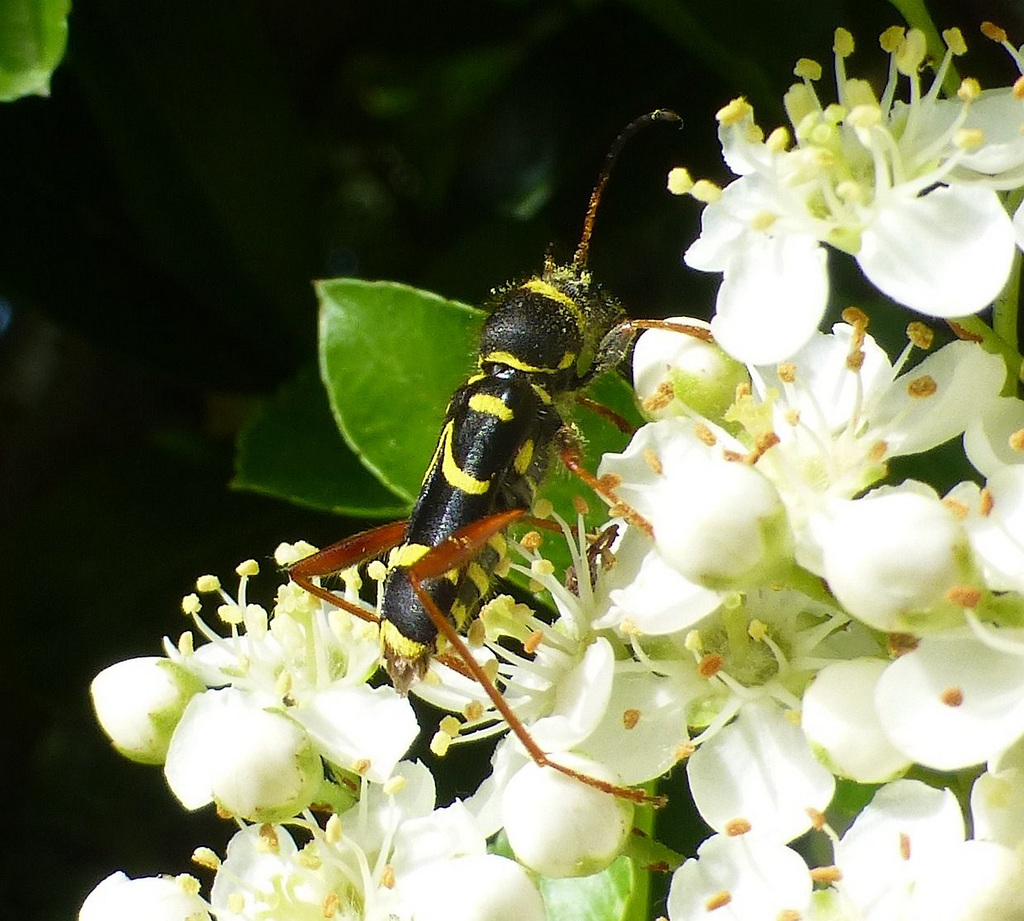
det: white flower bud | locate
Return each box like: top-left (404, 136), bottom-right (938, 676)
top-left (819, 487), bottom-right (964, 631)
top-left (500, 754), bottom-right (634, 878)
top-left (633, 317), bottom-right (748, 420)
top-left (90, 657), bottom-right (204, 764)
top-left (651, 458), bottom-right (791, 590)
top-left (802, 658), bottom-right (910, 782)
top-left (79, 871), bottom-right (211, 921)
top-left (164, 688), bottom-right (322, 822)
top-left (407, 855), bottom-right (546, 921)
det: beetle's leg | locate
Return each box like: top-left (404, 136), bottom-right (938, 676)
top-left (287, 519), bottom-right (408, 623)
top-left (405, 508), bottom-right (664, 807)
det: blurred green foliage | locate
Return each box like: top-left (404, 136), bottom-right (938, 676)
top-left (2, 0), bottom-right (1021, 918)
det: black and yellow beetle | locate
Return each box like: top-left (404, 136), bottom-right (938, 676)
top-left (290, 110), bottom-right (704, 801)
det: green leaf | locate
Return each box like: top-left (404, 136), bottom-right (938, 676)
top-left (0, 0), bottom-right (69, 100)
top-left (540, 857), bottom-right (635, 921)
top-left (234, 363), bottom-right (409, 518)
top-left (318, 278), bottom-right (485, 502)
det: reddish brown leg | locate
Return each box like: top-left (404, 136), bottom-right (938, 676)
top-left (287, 519), bottom-right (408, 623)
top-left (553, 428), bottom-right (653, 538)
top-left (406, 508), bottom-right (664, 807)
top-left (575, 395), bottom-right (635, 434)
top-left (622, 317), bottom-right (714, 342)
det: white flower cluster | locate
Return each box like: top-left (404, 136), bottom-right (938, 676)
top-left (81, 20), bottom-right (1024, 921)
top-left (674, 24), bottom-right (1024, 364)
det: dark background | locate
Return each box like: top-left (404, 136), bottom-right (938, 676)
top-left (2, 1), bottom-right (1020, 917)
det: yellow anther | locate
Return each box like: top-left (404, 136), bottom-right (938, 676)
top-left (716, 97), bottom-right (753, 126)
top-left (823, 102), bottom-right (847, 125)
top-left (895, 28), bottom-right (927, 75)
top-left (958, 77), bottom-right (981, 102)
top-left (907, 374), bottom-right (938, 398)
top-left (811, 866), bottom-right (843, 884)
top-left (236, 559), bottom-right (259, 577)
top-left (196, 574), bottom-right (221, 593)
top-left (176, 874), bottom-right (202, 897)
top-left (783, 82), bottom-right (817, 127)
top-left (178, 631), bottom-right (195, 655)
top-left (439, 715), bottom-right (461, 737)
top-left (842, 306), bottom-right (869, 329)
top-left (1015, 76), bottom-right (1024, 100)
top-left (835, 180), bottom-right (865, 203)
top-left (794, 58), bottom-right (822, 81)
top-left (191, 847), bottom-right (220, 871)
top-left (955, 128), bottom-right (984, 150)
top-left (844, 78), bottom-right (879, 109)
top-left (705, 891), bottom-right (732, 911)
top-left (906, 321), bottom-right (934, 350)
top-left (218, 603), bottom-right (244, 625)
top-left (181, 593), bottom-right (201, 616)
top-left (533, 497), bottom-right (554, 519)
top-left (879, 25), bottom-right (905, 53)
top-left (776, 363), bottom-right (796, 384)
top-left (981, 21), bottom-right (1008, 44)
top-left (834, 27), bottom-right (855, 58)
top-left (749, 211), bottom-right (777, 232)
top-left (690, 179), bottom-right (722, 203)
top-left (748, 618), bottom-right (768, 641)
top-left (810, 121), bottom-right (836, 146)
top-left (765, 126), bottom-right (789, 152)
top-left (667, 166), bottom-right (694, 195)
top-left (325, 814), bottom-right (342, 844)
top-left (943, 27), bottom-right (967, 55)
top-left (367, 560), bottom-right (388, 581)
top-left (1008, 428), bottom-right (1024, 452)
top-left (430, 729), bottom-right (452, 757)
top-left (383, 774), bottom-right (408, 796)
top-left (847, 104), bottom-right (881, 128)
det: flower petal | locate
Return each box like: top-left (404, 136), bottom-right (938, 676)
top-left (857, 185), bottom-right (1015, 317)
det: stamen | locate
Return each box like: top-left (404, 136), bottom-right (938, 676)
top-left (906, 321), bottom-right (934, 349)
top-left (705, 891), bottom-right (732, 911)
top-left (691, 179), bottom-right (723, 203)
top-left (196, 574), bottom-right (221, 593)
top-left (667, 166), bottom-right (694, 195)
top-left (724, 818), bottom-right (752, 836)
top-left (938, 685), bottom-right (967, 708)
top-left (906, 375), bottom-right (937, 398)
top-left (946, 585), bottom-right (981, 608)
top-left (811, 866), bottom-right (843, 884)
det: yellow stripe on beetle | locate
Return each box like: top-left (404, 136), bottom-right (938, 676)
top-left (522, 278), bottom-right (586, 328)
top-left (380, 620), bottom-right (431, 659)
top-left (468, 393), bottom-right (514, 421)
top-left (481, 350), bottom-right (575, 374)
top-left (440, 423), bottom-right (490, 495)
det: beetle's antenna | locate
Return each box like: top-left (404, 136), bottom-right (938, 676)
top-left (572, 109), bottom-right (682, 271)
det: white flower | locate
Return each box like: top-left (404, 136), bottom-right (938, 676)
top-left (667, 832), bottom-right (813, 921)
top-left (687, 698), bottom-right (834, 842)
top-left (598, 418), bottom-right (793, 591)
top-left (79, 872), bottom-right (212, 921)
top-left (146, 559), bottom-right (420, 815)
top-left (817, 483), bottom-right (971, 632)
top-left (875, 631), bottom-right (1024, 771)
top-left (831, 777), bottom-right (1024, 921)
top-left (90, 657), bottom-right (204, 764)
top-left (620, 317), bottom-right (1005, 577)
top-left (500, 753), bottom-right (634, 877)
top-left (164, 687), bottom-right (323, 821)
top-left (802, 657), bottom-right (910, 782)
top-left (681, 27), bottom-right (1021, 362)
top-left (195, 760), bottom-right (539, 921)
